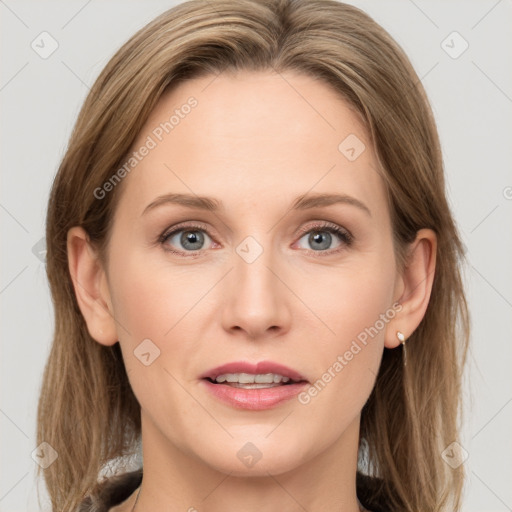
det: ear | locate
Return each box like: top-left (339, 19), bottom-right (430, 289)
top-left (67, 226), bottom-right (118, 346)
top-left (385, 228), bottom-right (437, 349)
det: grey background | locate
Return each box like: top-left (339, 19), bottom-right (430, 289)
top-left (1, 0), bottom-right (511, 510)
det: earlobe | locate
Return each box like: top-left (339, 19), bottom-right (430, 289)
top-left (385, 228), bottom-right (437, 349)
top-left (67, 226), bottom-right (118, 346)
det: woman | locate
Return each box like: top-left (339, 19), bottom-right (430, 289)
top-left (36, 0), bottom-right (470, 511)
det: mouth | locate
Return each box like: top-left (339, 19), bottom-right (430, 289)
top-left (199, 361), bottom-right (309, 410)
top-left (200, 360), bottom-right (308, 386)
top-left (204, 372), bottom-right (307, 389)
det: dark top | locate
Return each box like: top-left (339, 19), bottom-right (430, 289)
top-left (77, 469), bottom-right (390, 512)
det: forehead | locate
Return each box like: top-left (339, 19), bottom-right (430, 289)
top-left (116, 69), bottom-right (386, 218)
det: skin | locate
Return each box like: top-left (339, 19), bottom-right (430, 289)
top-left (68, 70), bottom-right (436, 512)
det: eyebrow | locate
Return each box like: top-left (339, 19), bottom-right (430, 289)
top-left (142, 192), bottom-right (371, 217)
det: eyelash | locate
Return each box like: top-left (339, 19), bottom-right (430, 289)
top-left (157, 221), bottom-right (354, 258)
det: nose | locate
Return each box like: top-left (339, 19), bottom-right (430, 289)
top-left (221, 237), bottom-right (292, 340)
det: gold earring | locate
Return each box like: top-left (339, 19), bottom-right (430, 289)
top-left (397, 331), bottom-right (406, 366)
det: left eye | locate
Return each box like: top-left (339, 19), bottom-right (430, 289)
top-left (296, 227), bottom-right (348, 252)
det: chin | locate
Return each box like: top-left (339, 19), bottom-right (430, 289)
top-left (194, 434), bottom-right (313, 477)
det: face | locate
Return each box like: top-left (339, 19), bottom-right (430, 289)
top-left (99, 70), bottom-right (402, 476)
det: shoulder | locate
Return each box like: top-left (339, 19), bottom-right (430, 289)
top-left (77, 468), bottom-right (143, 512)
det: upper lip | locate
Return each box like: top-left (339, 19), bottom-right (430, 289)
top-left (200, 361), bottom-right (308, 383)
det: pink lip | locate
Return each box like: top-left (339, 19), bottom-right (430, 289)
top-left (199, 360), bottom-right (307, 382)
top-left (199, 361), bottom-right (309, 411)
top-left (201, 379), bottom-right (308, 410)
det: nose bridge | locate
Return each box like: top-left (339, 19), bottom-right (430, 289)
top-left (222, 229), bottom-right (291, 337)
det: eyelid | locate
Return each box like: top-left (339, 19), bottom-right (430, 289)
top-left (159, 220), bottom-right (211, 238)
top-left (295, 220), bottom-right (352, 240)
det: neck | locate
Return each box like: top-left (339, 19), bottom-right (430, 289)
top-left (134, 412), bottom-right (363, 512)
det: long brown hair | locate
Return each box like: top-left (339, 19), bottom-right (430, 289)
top-left (37, 1), bottom-right (470, 510)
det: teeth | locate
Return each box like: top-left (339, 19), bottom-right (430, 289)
top-left (214, 372), bottom-right (292, 384)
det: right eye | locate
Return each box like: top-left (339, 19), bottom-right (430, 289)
top-left (159, 222), bottom-right (216, 256)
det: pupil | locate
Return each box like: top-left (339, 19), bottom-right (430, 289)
top-left (310, 231), bottom-right (331, 250)
top-left (182, 230), bottom-right (203, 250)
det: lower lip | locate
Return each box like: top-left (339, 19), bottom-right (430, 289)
top-left (201, 379), bottom-right (308, 410)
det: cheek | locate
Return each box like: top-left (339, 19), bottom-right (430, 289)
top-left (335, 268), bottom-right (395, 343)
top-left (106, 246), bottom-right (208, 397)
top-left (299, 253), bottom-right (396, 347)
top-left (108, 247), bottom-right (200, 340)
top-left (295, 253), bottom-right (396, 405)
top-left (107, 249), bottom-right (203, 414)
